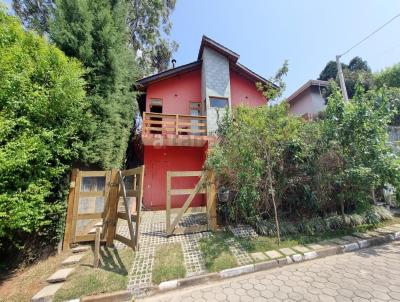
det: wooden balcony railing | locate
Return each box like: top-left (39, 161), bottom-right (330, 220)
top-left (142, 112), bottom-right (207, 137)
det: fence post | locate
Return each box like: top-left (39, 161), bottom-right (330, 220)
top-left (106, 168), bottom-right (119, 247)
top-left (63, 168), bottom-right (79, 250)
top-left (93, 227), bottom-right (101, 268)
top-left (207, 171), bottom-right (217, 232)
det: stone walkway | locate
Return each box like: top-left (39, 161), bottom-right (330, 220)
top-left (115, 211), bottom-right (256, 296)
top-left (140, 241), bottom-right (400, 302)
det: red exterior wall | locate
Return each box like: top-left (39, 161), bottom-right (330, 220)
top-left (145, 69), bottom-right (202, 115)
top-left (141, 66), bottom-right (266, 210)
top-left (143, 145), bottom-right (207, 209)
top-left (230, 69), bottom-right (267, 107)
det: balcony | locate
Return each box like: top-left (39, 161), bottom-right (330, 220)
top-left (142, 112), bottom-right (211, 147)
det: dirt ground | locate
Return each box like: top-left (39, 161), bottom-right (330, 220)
top-left (0, 250), bottom-right (73, 302)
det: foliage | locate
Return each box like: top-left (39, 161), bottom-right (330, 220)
top-left (256, 60), bottom-right (288, 101)
top-left (127, 0), bottom-right (178, 74)
top-left (0, 9), bottom-right (88, 254)
top-left (374, 63), bottom-right (400, 89)
top-left (318, 56), bottom-right (373, 99)
top-left (207, 83), bottom-right (399, 234)
top-left (255, 206), bottom-right (393, 237)
top-left (49, 0), bottom-right (139, 169)
top-left (198, 232), bottom-right (238, 272)
top-left (152, 243), bottom-right (186, 284)
top-left (12, 0), bottom-right (53, 34)
top-left (206, 104), bottom-right (305, 227)
top-left (320, 83), bottom-right (399, 213)
top-left (12, 0), bottom-right (178, 75)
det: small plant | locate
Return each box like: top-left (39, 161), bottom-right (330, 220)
top-left (198, 232), bottom-right (237, 272)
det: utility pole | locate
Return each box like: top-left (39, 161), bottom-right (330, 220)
top-left (336, 55), bottom-right (349, 101)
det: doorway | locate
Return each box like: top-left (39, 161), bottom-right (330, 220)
top-left (150, 99), bottom-right (163, 134)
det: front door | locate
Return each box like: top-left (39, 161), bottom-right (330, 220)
top-left (150, 161), bottom-right (169, 208)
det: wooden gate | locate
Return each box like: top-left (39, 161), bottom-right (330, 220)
top-left (113, 167), bottom-right (144, 250)
top-left (63, 166), bottom-right (145, 250)
top-left (166, 171), bottom-right (217, 236)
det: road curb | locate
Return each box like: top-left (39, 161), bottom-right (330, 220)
top-left (80, 290), bottom-right (132, 302)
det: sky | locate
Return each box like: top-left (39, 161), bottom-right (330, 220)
top-left (3, 0), bottom-right (400, 98)
top-left (169, 0), bottom-right (400, 97)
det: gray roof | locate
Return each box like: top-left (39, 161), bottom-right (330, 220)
top-left (287, 80), bottom-right (329, 104)
top-left (137, 35), bottom-right (277, 89)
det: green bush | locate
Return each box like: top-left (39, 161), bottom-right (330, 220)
top-left (207, 83), bottom-right (399, 237)
top-left (0, 9), bottom-right (88, 258)
top-left (255, 206), bottom-right (393, 237)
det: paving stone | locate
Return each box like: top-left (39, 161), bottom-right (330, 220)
top-left (292, 245), bottom-right (310, 253)
top-left (47, 268), bottom-right (74, 283)
top-left (62, 254), bottom-right (84, 266)
top-left (307, 243), bottom-right (324, 250)
top-left (229, 225), bottom-right (258, 238)
top-left (71, 245), bottom-right (90, 253)
top-left (279, 248), bottom-right (296, 256)
top-left (341, 236), bottom-right (359, 242)
top-left (265, 250), bottom-right (283, 259)
top-left (31, 283), bottom-right (64, 301)
top-left (328, 238), bottom-right (349, 245)
top-left (375, 228), bottom-right (394, 234)
top-left (383, 225), bottom-right (400, 231)
top-left (353, 232), bottom-right (371, 239)
top-left (250, 252), bottom-right (268, 262)
top-left (366, 231), bottom-right (381, 237)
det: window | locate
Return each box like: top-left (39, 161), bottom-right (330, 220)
top-left (190, 102), bottom-right (201, 116)
top-left (210, 97), bottom-right (228, 108)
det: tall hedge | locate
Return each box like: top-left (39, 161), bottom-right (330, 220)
top-left (0, 9), bottom-right (88, 256)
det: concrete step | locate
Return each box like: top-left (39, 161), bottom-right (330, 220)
top-left (31, 283), bottom-right (64, 302)
top-left (71, 245), bottom-right (90, 253)
top-left (62, 254), bottom-right (84, 266)
top-left (47, 268), bottom-right (75, 283)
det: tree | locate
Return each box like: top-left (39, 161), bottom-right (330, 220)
top-left (374, 63), bottom-right (400, 88)
top-left (49, 0), bottom-right (139, 169)
top-left (318, 61), bottom-right (339, 81)
top-left (127, 0), bottom-right (178, 74)
top-left (318, 56), bottom-right (373, 99)
top-left (0, 8), bottom-right (88, 257)
top-left (12, 0), bottom-right (178, 75)
top-left (12, 0), bottom-right (53, 34)
top-left (321, 83), bottom-right (398, 214)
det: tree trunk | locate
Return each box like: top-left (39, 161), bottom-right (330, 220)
top-left (268, 166), bottom-right (280, 245)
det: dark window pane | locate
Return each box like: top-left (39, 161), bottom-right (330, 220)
top-left (210, 97), bottom-right (228, 108)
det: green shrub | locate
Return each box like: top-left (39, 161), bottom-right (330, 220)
top-left (0, 9), bottom-right (88, 258)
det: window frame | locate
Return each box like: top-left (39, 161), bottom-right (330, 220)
top-left (209, 96), bottom-right (229, 108)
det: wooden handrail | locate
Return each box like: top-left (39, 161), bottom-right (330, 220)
top-left (142, 112), bottom-right (207, 136)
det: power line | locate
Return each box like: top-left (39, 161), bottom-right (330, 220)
top-left (340, 12), bottom-right (400, 57)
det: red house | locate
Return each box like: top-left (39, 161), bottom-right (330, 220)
top-left (136, 36), bottom-right (271, 210)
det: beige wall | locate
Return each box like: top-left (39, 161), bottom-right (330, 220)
top-left (289, 86), bottom-right (326, 117)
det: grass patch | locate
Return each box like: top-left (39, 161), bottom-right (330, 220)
top-left (199, 231), bottom-right (238, 272)
top-left (152, 243), bottom-right (186, 284)
top-left (53, 246), bottom-right (133, 302)
top-left (238, 217), bottom-right (400, 253)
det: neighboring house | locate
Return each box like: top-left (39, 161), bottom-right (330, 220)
top-left (136, 35), bottom-right (273, 210)
top-left (287, 80), bottom-right (329, 119)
